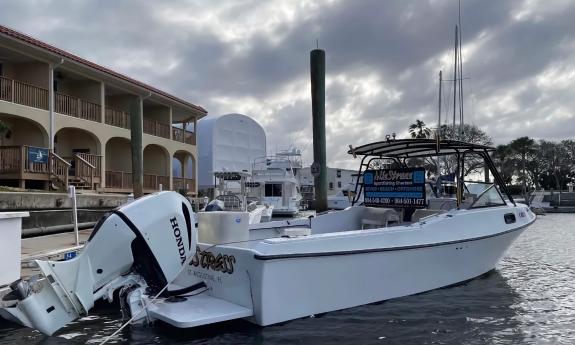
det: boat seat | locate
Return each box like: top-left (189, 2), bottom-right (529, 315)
top-left (360, 207), bottom-right (399, 229)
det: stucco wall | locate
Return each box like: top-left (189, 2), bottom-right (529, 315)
top-left (143, 104), bottom-right (170, 124)
top-left (3, 61), bottom-right (49, 88)
top-left (144, 144), bottom-right (169, 175)
top-left (57, 78), bottom-right (101, 104)
top-left (105, 137), bottom-right (132, 172)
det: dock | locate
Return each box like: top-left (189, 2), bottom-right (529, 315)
top-left (2, 229), bottom-right (92, 291)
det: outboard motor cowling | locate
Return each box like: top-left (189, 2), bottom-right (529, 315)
top-left (0, 192), bottom-right (197, 336)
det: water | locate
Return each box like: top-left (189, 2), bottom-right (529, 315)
top-left (1, 214), bottom-right (574, 344)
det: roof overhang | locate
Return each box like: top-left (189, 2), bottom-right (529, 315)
top-left (0, 25), bottom-right (207, 119)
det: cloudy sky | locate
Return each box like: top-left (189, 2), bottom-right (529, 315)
top-left (1, 0), bottom-right (574, 168)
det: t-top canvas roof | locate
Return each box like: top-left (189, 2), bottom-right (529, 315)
top-left (348, 139), bottom-right (495, 158)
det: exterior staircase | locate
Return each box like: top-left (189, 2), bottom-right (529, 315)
top-left (49, 152), bottom-right (70, 192)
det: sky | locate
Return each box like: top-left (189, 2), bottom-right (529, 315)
top-left (1, 0), bottom-right (574, 169)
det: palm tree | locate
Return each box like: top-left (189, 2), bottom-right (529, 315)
top-left (509, 136), bottom-right (535, 201)
top-left (408, 119), bottom-right (431, 139)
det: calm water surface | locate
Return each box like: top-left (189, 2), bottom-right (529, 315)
top-left (1, 213), bottom-right (574, 344)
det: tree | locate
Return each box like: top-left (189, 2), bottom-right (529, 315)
top-left (509, 137), bottom-right (536, 199)
top-left (408, 119), bottom-right (431, 139)
top-left (538, 140), bottom-right (571, 190)
top-left (433, 124), bottom-right (493, 176)
top-left (492, 144), bottom-right (514, 186)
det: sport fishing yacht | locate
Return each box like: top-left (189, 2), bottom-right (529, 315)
top-left (0, 139), bottom-right (536, 336)
top-left (210, 171), bottom-right (273, 223)
top-left (248, 149), bottom-right (303, 216)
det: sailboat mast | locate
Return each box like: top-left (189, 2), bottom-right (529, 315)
top-left (437, 70), bottom-right (442, 173)
top-left (438, 70), bottom-right (442, 138)
top-left (458, 0), bottom-right (464, 138)
top-left (452, 25), bottom-right (458, 135)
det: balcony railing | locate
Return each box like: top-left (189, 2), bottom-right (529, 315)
top-left (0, 146), bottom-right (69, 182)
top-left (105, 170), bottom-right (133, 190)
top-left (0, 76), bottom-right (49, 110)
top-left (173, 177), bottom-right (195, 191)
top-left (105, 108), bottom-right (130, 129)
top-left (0, 76), bottom-right (102, 121)
top-left (143, 118), bottom-right (170, 139)
top-left (172, 127), bottom-right (196, 145)
top-left (106, 171), bottom-right (170, 191)
top-left (55, 92), bottom-right (100, 122)
top-left (143, 173), bottom-right (170, 190)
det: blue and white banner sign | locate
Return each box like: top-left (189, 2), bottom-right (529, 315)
top-left (363, 167), bottom-right (426, 208)
top-left (28, 146), bottom-right (49, 164)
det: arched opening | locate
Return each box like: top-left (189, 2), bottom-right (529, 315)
top-left (143, 144), bottom-right (169, 191)
top-left (172, 150), bottom-right (196, 193)
top-left (54, 127), bottom-right (101, 156)
top-left (0, 114), bottom-right (48, 147)
top-left (0, 115), bottom-right (49, 189)
top-left (54, 127), bottom-right (102, 189)
top-left (105, 137), bottom-right (132, 191)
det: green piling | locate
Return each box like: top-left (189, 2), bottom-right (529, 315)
top-left (310, 49), bottom-right (327, 213)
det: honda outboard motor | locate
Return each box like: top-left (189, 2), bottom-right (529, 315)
top-left (0, 192), bottom-right (197, 336)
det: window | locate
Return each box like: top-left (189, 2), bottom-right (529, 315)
top-left (470, 184), bottom-right (506, 208)
top-left (338, 181), bottom-right (342, 188)
top-left (337, 170), bottom-right (341, 178)
top-left (329, 182), bottom-right (334, 190)
top-left (265, 183), bottom-right (282, 197)
top-left (0, 62), bottom-right (3, 76)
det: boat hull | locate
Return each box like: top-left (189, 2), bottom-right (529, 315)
top-left (248, 224), bottom-right (526, 326)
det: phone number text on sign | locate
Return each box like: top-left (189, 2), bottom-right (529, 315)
top-left (363, 168), bottom-right (426, 208)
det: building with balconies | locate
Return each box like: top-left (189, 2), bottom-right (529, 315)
top-left (0, 25), bottom-right (206, 194)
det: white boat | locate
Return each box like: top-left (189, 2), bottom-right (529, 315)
top-left (0, 139), bottom-right (536, 336)
top-left (327, 175), bottom-right (363, 210)
top-left (210, 171), bottom-right (274, 224)
top-left (248, 149), bottom-right (303, 216)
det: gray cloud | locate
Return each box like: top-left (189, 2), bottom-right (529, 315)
top-left (1, 0), bottom-right (574, 168)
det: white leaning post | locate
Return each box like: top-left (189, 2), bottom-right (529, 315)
top-left (68, 185), bottom-right (79, 246)
top-left (0, 211), bottom-right (29, 286)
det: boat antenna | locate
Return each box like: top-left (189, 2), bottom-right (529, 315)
top-left (458, 0), bottom-right (464, 139)
top-left (452, 25), bottom-right (458, 136)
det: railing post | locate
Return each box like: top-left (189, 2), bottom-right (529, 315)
top-left (77, 98), bottom-right (82, 118)
top-left (20, 146), bottom-right (26, 176)
top-left (11, 79), bottom-right (14, 102)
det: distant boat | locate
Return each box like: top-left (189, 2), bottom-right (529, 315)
top-left (248, 149), bottom-right (303, 216)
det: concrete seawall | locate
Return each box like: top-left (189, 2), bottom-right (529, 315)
top-left (0, 191), bottom-right (129, 235)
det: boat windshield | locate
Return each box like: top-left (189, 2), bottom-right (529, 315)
top-left (467, 183), bottom-right (506, 208)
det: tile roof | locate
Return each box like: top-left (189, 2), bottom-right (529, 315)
top-left (0, 24), bottom-right (207, 114)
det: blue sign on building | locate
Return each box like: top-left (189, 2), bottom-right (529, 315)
top-left (363, 167), bottom-right (426, 208)
top-left (28, 146), bottom-right (49, 164)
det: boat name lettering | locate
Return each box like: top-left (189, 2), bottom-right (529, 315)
top-left (170, 217), bottom-right (187, 265)
top-left (373, 170), bottom-right (413, 182)
top-left (190, 246), bottom-right (236, 274)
